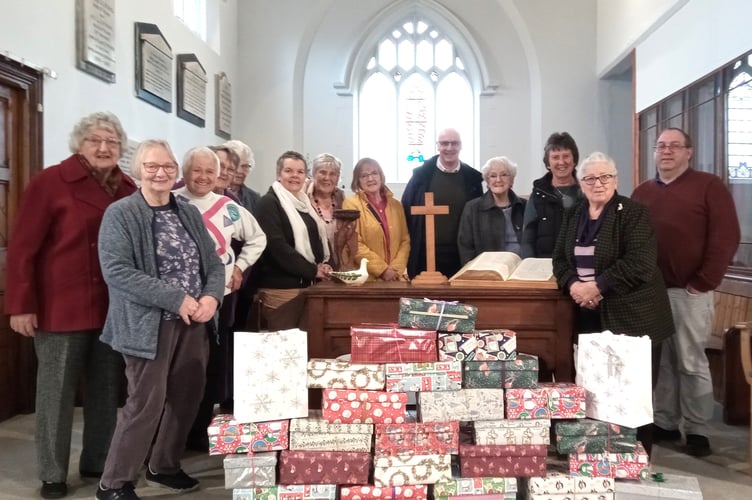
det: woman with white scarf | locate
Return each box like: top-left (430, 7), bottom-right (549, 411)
top-left (254, 150), bottom-right (332, 329)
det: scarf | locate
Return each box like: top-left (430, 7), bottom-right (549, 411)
top-left (272, 180), bottom-right (330, 264)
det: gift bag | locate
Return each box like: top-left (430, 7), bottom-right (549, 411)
top-left (575, 330), bottom-right (652, 428)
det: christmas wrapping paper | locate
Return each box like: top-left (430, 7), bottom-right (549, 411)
top-left (432, 477), bottom-right (518, 499)
top-left (385, 361), bottom-right (462, 392)
top-left (398, 297), bottom-right (478, 333)
top-left (375, 421), bottom-right (459, 455)
top-left (307, 358), bottom-right (386, 390)
top-left (279, 449), bottom-right (371, 485)
top-left (232, 484), bottom-right (337, 500)
top-left (555, 419), bottom-right (637, 454)
top-left (418, 389), bottom-right (505, 422)
top-left (613, 472), bottom-right (702, 499)
top-left (438, 329), bottom-right (518, 361)
top-left (208, 414), bottom-right (289, 455)
top-left (462, 354), bottom-right (539, 389)
top-left (528, 471), bottom-right (615, 495)
top-left (459, 444), bottom-right (547, 477)
top-left (234, 329), bottom-right (308, 422)
top-left (321, 389), bottom-right (407, 424)
top-left (373, 453), bottom-right (453, 486)
top-left (350, 324), bottom-right (437, 363)
top-left (528, 494), bottom-right (614, 500)
top-left (506, 383), bottom-right (587, 419)
top-left (289, 410), bottom-right (373, 452)
top-left (569, 443), bottom-right (650, 479)
top-left (223, 452), bottom-right (278, 489)
top-left (448, 495), bottom-right (516, 500)
top-left (340, 484), bottom-right (429, 500)
top-left (473, 418), bottom-right (551, 445)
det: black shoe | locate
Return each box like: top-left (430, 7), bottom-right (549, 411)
top-left (96, 483), bottom-right (140, 500)
top-left (652, 424), bottom-right (682, 442)
top-left (686, 434), bottom-right (712, 457)
top-left (40, 482), bottom-right (67, 499)
top-left (145, 467), bottom-right (199, 493)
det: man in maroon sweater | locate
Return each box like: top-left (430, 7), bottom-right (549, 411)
top-left (632, 128), bottom-right (740, 457)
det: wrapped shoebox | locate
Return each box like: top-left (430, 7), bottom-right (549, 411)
top-left (375, 420), bottom-right (459, 455)
top-left (385, 361), bottom-right (462, 392)
top-left (459, 444), bottom-right (547, 477)
top-left (232, 484), bottom-right (337, 499)
top-left (462, 353), bottom-right (539, 389)
top-left (528, 471), bottom-right (615, 498)
top-left (506, 383), bottom-right (586, 419)
top-left (438, 329), bottom-right (517, 361)
top-left (433, 476), bottom-right (518, 499)
top-left (569, 442), bottom-right (650, 479)
top-left (473, 418), bottom-right (551, 445)
top-left (418, 388), bottom-right (505, 422)
top-left (373, 453), bottom-right (452, 486)
top-left (208, 414), bottom-right (289, 455)
top-left (340, 484), bottom-right (429, 500)
top-left (290, 410), bottom-right (373, 452)
top-left (446, 495), bottom-right (516, 500)
top-left (234, 329), bottom-right (308, 422)
top-left (350, 324), bottom-right (437, 363)
top-left (555, 419), bottom-right (637, 454)
top-left (398, 297), bottom-right (478, 333)
top-left (307, 358), bottom-right (385, 390)
top-left (614, 472), bottom-right (702, 499)
top-left (223, 452), bottom-right (277, 488)
top-left (321, 389), bottom-right (407, 424)
top-left (279, 449), bottom-right (371, 485)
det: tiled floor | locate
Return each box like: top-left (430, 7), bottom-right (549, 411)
top-left (0, 405), bottom-right (750, 499)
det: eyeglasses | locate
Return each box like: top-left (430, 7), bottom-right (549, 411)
top-left (437, 140), bottom-right (461, 148)
top-left (581, 174), bottom-right (616, 186)
top-left (84, 136), bottom-right (121, 148)
top-left (654, 143), bottom-right (688, 152)
top-left (359, 171), bottom-right (380, 180)
top-left (142, 162), bottom-right (178, 174)
top-left (239, 163), bottom-right (252, 171)
top-left (487, 172), bottom-right (511, 180)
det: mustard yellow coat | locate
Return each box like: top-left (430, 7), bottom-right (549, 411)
top-left (342, 188), bottom-right (411, 280)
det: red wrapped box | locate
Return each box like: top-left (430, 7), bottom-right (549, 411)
top-left (351, 324), bottom-right (437, 363)
top-left (340, 485), bottom-right (428, 500)
top-left (569, 442), bottom-right (650, 479)
top-left (459, 444), bottom-right (547, 477)
top-left (322, 389), bottom-right (408, 424)
top-left (375, 421), bottom-right (459, 455)
top-left (505, 383), bottom-right (586, 419)
top-left (279, 450), bottom-right (371, 485)
top-left (208, 414), bottom-right (289, 455)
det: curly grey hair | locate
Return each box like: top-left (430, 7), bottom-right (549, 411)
top-left (68, 111), bottom-right (127, 153)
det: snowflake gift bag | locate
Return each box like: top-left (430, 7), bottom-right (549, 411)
top-left (234, 329), bottom-right (309, 422)
top-left (575, 331), bottom-right (653, 428)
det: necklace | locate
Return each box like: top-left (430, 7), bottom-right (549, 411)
top-left (313, 195), bottom-right (336, 224)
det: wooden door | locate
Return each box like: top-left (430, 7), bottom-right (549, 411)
top-left (0, 59), bottom-right (43, 421)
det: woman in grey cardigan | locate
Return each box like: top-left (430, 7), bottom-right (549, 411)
top-left (95, 140), bottom-right (224, 500)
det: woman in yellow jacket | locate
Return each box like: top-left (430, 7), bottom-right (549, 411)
top-left (342, 158), bottom-right (410, 281)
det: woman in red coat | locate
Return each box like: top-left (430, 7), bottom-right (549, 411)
top-left (5, 111), bottom-right (137, 499)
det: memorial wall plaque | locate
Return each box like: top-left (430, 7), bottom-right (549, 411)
top-left (176, 54), bottom-right (207, 127)
top-left (215, 72), bottom-right (232, 139)
top-left (134, 22), bottom-right (172, 112)
top-left (75, 0), bottom-right (117, 83)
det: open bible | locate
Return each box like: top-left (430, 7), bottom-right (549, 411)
top-left (449, 252), bottom-right (557, 288)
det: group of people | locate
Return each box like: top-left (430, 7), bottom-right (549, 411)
top-left (3, 110), bottom-right (741, 500)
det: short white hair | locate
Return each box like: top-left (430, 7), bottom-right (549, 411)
top-left (181, 146), bottom-right (220, 179)
top-left (481, 156), bottom-right (517, 179)
top-left (577, 151), bottom-right (618, 181)
top-left (223, 139), bottom-right (254, 167)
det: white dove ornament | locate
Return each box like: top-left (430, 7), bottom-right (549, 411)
top-left (328, 258), bottom-right (369, 286)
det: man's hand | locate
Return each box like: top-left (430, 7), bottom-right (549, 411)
top-left (10, 313), bottom-right (38, 337)
top-left (191, 296), bottom-right (219, 323)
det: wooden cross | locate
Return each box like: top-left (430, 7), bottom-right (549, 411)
top-left (410, 192), bottom-right (450, 285)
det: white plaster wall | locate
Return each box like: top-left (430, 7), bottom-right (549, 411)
top-left (636, 0), bottom-right (752, 111)
top-left (0, 0), bottom-right (238, 169)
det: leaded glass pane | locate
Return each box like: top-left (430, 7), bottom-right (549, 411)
top-left (378, 40), bottom-right (396, 71)
top-left (360, 73), bottom-right (397, 177)
top-left (398, 74), bottom-right (434, 183)
top-left (435, 39), bottom-right (453, 70)
top-left (416, 40), bottom-right (433, 71)
top-left (398, 39), bottom-right (415, 70)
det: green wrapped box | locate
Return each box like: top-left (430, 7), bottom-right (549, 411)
top-left (398, 297), bottom-right (477, 333)
top-left (555, 418), bottom-right (637, 454)
top-left (432, 476), bottom-right (518, 499)
top-left (462, 353), bottom-right (539, 389)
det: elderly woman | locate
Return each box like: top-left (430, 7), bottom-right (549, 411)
top-left (457, 156), bottom-right (526, 264)
top-left (224, 139), bottom-right (261, 215)
top-left (95, 140), bottom-right (224, 500)
top-left (307, 153), bottom-right (345, 267)
top-left (255, 151), bottom-right (333, 329)
top-left (4, 112), bottom-right (136, 499)
top-left (521, 132), bottom-right (582, 258)
top-left (342, 158), bottom-right (410, 281)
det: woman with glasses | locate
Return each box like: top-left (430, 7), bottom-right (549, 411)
top-left (457, 156), bottom-right (526, 264)
top-left (342, 158), bottom-right (410, 281)
top-left (307, 153), bottom-right (345, 268)
top-left (95, 140), bottom-right (224, 500)
top-left (5, 112), bottom-right (137, 499)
